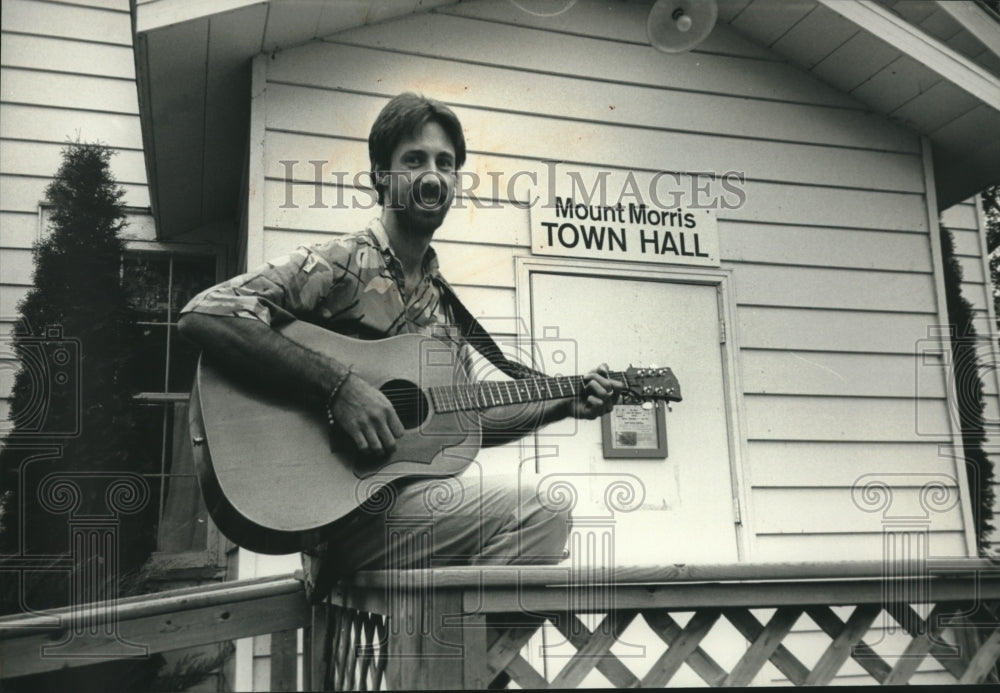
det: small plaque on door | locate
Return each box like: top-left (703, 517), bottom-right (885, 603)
top-left (601, 403), bottom-right (667, 459)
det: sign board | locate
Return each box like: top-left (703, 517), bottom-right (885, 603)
top-left (529, 168), bottom-right (722, 267)
top-left (601, 403), bottom-right (668, 459)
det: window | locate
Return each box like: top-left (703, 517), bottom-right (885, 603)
top-left (122, 250), bottom-right (217, 554)
top-left (124, 252), bottom-right (216, 393)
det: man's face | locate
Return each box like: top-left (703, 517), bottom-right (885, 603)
top-left (381, 120), bottom-right (457, 235)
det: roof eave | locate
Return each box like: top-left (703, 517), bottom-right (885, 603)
top-left (816, 0), bottom-right (1000, 207)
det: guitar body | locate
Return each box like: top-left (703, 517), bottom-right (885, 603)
top-left (191, 322), bottom-right (482, 554)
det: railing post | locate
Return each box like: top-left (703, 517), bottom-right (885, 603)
top-left (303, 601), bottom-right (331, 691)
top-left (37, 472), bottom-right (150, 660)
top-left (353, 476), bottom-right (469, 690)
top-left (270, 628), bottom-right (298, 691)
top-left (537, 472), bottom-right (645, 657)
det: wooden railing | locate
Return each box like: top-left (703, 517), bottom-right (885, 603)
top-left (318, 559), bottom-right (1000, 689)
top-left (1, 560), bottom-right (999, 689)
top-left (0, 573), bottom-right (310, 687)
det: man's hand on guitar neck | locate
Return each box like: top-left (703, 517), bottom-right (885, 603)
top-left (571, 364), bottom-right (624, 420)
top-left (478, 364), bottom-right (623, 448)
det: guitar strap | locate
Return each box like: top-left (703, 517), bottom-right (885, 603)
top-left (434, 277), bottom-right (544, 381)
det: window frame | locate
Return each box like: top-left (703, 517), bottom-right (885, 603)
top-left (123, 238), bottom-right (223, 564)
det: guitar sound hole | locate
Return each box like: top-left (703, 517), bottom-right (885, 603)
top-left (381, 380), bottom-right (429, 430)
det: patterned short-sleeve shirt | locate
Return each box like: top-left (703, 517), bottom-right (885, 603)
top-left (181, 219), bottom-right (460, 344)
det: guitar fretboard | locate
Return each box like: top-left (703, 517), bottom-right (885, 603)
top-left (427, 371), bottom-right (629, 413)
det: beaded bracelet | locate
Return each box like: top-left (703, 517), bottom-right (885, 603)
top-left (325, 365), bottom-right (354, 425)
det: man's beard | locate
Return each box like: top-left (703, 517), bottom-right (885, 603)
top-left (390, 196), bottom-right (448, 236)
top-left (396, 185), bottom-right (451, 234)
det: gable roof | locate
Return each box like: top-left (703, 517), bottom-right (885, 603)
top-left (133, 0), bottom-right (1000, 238)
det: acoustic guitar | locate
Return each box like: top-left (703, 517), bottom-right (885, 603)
top-left (190, 320), bottom-right (682, 554)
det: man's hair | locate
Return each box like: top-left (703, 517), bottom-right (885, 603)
top-left (368, 93), bottom-right (467, 204)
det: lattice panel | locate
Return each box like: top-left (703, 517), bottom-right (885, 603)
top-left (320, 601), bottom-right (1000, 689)
top-left (320, 604), bottom-right (389, 691)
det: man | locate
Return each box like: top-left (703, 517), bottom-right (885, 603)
top-left (179, 92), bottom-right (620, 578)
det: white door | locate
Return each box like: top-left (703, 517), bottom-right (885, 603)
top-left (527, 269), bottom-right (740, 565)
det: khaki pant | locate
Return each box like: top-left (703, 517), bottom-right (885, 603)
top-left (322, 468), bottom-right (570, 570)
top-left (304, 467), bottom-right (572, 689)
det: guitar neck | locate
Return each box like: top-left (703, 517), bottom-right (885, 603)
top-left (428, 371), bottom-right (629, 413)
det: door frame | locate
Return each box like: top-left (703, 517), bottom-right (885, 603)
top-left (514, 255), bottom-right (754, 561)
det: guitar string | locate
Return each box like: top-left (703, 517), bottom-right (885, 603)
top-left (374, 371), bottom-right (638, 411)
top-left (376, 372), bottom-right (632, 398)
top-left (376, 373), bottom-right (629, 397)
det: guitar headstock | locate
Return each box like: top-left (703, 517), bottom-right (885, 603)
top-left (622, 366), bottom-right (682, 403)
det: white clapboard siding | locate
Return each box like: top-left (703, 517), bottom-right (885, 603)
top-left (0, 174), bottom-right (149, 212)
top-left (262, 122), bottom-right (929, 229)
top-left (720, 224), bottom-right (934, 271)
top-left (263, 132), bottom-right (930, 231)
top-left (940, 201), bottom-right (980, 230)
top-left (1, 104), bottom-right (144, 150)
top-left (736, 306), bottom-right (942, 354)
top-left (733, 264), bottom-right (935, 313)
top-left (743, 395), bottom-right (951, 442)
top-left (951, 228), bottom-right (984, 256)
top-left (0, 212), bottom-right (40, 249)
top-left (961, 283), bottom-right (989, 313)
top-left (0, 285), bottom-right (30, 316)
top-left (265, 132), bottom-right (567, 209)
top-left (253, 0), bottom-right (982, 569)
top-left (1, 68), bottom-right (139, 115)
top-left (322, 11), bottom-right (861, 108)
top-left (0, 33), bottom-right (136, 79)
top-left (0, 249), bottom-right (34, 286)
top-left (747, 441), bottom-right (970, 487)
top-left (0, 0), bottom-right (148, 409)
top-left (754, 531), bottom-right (969, 561)
top-left (1, 0), bottom-right (132, 45)
top-left (264, 217), bottom-right (938, 312)
top-left (0, 141), bottom-right (147, 186)
top-left (265, 126), bottom-right (921, 216)
top-left (957, 257), bottom-right (985, 284)
top-left (262, 181), bottom-right (531, 248)
top-left (754, 487), bottom-right (964, 533)
top-left (268, 40), bottom-right (917, 153)
top-left (967, 310), bottom-right (997, 335)
top-left (450, 287), bottom-right (518, 327)
top-left (265, 84), bottom-right (924, 195)
top-left (740, 350), bottom-right (946, 398)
